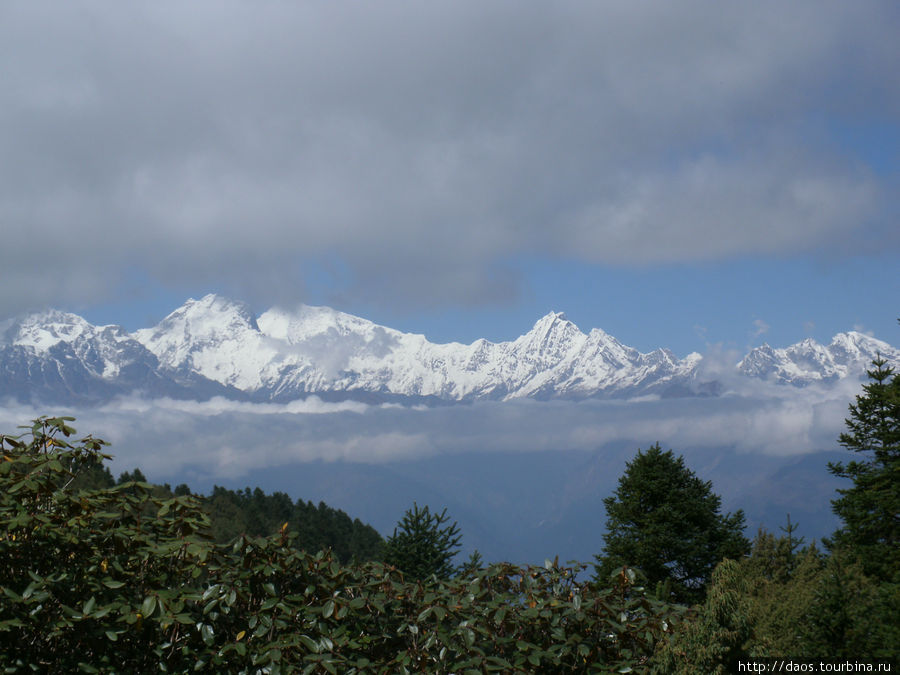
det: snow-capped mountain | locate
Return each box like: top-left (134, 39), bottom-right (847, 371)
top-left (1, 294), bottom-right (897, 405)
top-left (0, 306), bottom-right (237, 404)
top-left (136, 295), bottom-right (703, 402)
top-left (737, 332), bottom-right (898, 385)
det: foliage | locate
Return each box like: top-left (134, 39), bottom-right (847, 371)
top-left (0, 416), bottom-right (214, 672)
top-left (1, 417), bottom-right (683, 673)
top-left (809, 344), bottom-right (900, 661)
top-left (59, 460), bottom-right (384, 564)
top-left (797, 551), bottom-right (892, 659)
top-left (382, 502), bottom-right (461, 581)
top-left (651, 559), bottom-right (752, 674)
top-left (646, 520), bottom-right (897, 667)
top-left (594, 443), bottom-right (749, 604)
top-left (827, 353), bottom-right (900, 581)
top-left (737, 526), bottom-right (825, 657)
top-left (652, 525), bottom-right (896, 668)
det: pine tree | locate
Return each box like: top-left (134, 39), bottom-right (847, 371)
top-left (595, 444), bottom-right (749, 603)
top-left (383, 503), bottom-right (462, 581)
top-left (457, 549), bottom-right (484, 578)
top-left (117, 467), bottom-right (147, 484)
top-left (818, 339), bottom-right (900, 662)
top-left (827, 352), bottom-right (900, 580)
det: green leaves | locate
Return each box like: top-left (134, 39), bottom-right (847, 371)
top-left (140, 595), bottom-right (157, 618)
top-left (199, 623), bottom-right (214, 646)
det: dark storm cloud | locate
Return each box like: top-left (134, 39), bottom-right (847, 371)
top-left (1, 1), bottom-right (897, 315)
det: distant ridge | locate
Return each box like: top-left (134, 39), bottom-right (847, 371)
top-left (1, 294), bottom-right (897, 405)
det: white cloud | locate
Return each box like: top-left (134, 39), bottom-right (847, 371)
top-left (99, 395), bottom-right (371, 417)
top-left (752, 319), bottom-right (771, 338)
top-left (0, 375), bottom-right (860, 482)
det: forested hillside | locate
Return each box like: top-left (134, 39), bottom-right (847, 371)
top-left (77, 462), bottom-right (383, 564)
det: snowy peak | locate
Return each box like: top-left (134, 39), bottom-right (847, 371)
top-left (737, 331), bottom-right (899, 385)
top-left (531, 311), bottom-right (572, 330)
top-left (1, 309), bottom-right (105, 352)
top-left (136, 294), bottom-right (259, 345)
top-left (828, 331), bottom-right (893, 362)
top-left (257, 304), bottom-right (392, 345)
top-left (134, 294), bottom-right (281, 390)
top-left (2, 295), bottom-right (897, 405)
top-left (515, 311), bottom-right (583, 360)
top-left (0, 308), bottom-right (212, 404)
top-left (0, 308), bottom-right (152, 382)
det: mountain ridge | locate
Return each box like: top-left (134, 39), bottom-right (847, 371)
top-left (1, 293), bottom-right (896, 406)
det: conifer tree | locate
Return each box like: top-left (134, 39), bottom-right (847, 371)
top-left (595, 444), bottom-right (748, 603)
top-left (827, 350), bottom-right (900, 580)
top-left (383, 503), bottom-right (462, 581)
top-left (457, 549), bottom-right (484, 578)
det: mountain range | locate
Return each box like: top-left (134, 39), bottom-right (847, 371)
top-left (1, 293), bottom-right (896, 405)
top-left (2, 293), bottom-right (892, 562)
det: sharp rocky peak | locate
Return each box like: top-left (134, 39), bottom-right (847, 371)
top-left (140, 294), bottom-right (260, 339)
top-left (176, 294), bottom-right (257, 326)
top-left (526, 311), bottom-right (582, 338)
top-left (533, 310), bottom-right (570, 325)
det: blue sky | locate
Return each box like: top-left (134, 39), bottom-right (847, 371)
top-left (76, 252), bottom-right (899, 358)
top-left (2, 1), bottom-right (898, 357)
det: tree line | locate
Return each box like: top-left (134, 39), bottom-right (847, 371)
top-left (75, 462), bottom-right (384, 565)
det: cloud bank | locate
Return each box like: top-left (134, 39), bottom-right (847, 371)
top-left (0, 375), bottom-right (859, 483)
top-left (1, 1), bottom-right (898, 315)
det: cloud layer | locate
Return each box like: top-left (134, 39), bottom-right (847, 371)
top-left (2, 1), bottom-right (897, 315)
top-left (0, 374), bottom-right (859, 482)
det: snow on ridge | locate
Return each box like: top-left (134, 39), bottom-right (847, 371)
top-left (133, 294), bottom-right (292, 391)
top-left (737, 331), bottom-right (900, 385)
top-left (126, 299), bottom-right (703, 400)
top-left (2, 295), bottom-right (896, 404)
top-left (4, 309), bottom-right (100, 352)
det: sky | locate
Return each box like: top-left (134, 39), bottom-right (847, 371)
top-left (2, 1), bottom-right (899, 357)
